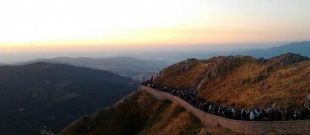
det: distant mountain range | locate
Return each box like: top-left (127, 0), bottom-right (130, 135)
top-left (7, 41), bottom-right (310, 82)
top-left (0, 62), bottom-right (139, 135)
top-left (237, 41), bottom-right (310, 58)
top-left (15, 57), bottom-right (173, 81)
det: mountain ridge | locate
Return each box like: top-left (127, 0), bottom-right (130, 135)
top-left (154, 53), bottom-right (310, 109)
top-left (13, 57), bottom-right (173, 81)
top-left (238, 41), bottom-right (310, 58)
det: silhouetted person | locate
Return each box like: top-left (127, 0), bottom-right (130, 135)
top-left (150, 75), bottom-right (154, 84)
top-left (292, 111), bottom-right (299, 120)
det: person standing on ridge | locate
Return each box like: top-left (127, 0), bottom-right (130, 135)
top-left (150, 75), bottom-right (154, 84)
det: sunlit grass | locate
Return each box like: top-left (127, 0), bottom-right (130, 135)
top-left (155, 55), bottom-right (310, 109)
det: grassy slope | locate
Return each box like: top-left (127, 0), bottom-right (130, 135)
top-left (60, 91), bottom-right (205, 135)
top-left (155, 54), bottom-right (310, 109)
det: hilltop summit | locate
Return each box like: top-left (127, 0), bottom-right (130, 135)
top-left (155, 53), bottom-right (310, 109)
top-left (269, 53), bottom-right (309, 65)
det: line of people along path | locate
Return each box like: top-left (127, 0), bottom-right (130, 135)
top-left (141, 80), bottom-right (310, 121)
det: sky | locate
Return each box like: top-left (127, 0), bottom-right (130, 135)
top-left (0, 0), bottom-right (310, 63)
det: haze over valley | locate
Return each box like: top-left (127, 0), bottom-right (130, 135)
top-left (0, 42), bottom-right (292, 64)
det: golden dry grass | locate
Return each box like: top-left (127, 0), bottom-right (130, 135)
top-left (155, 55), bottom-right (310, 109)
top-left (156, 59), bottom-right (208, 89)
top-left (139, 104), bottom-right (193, 135)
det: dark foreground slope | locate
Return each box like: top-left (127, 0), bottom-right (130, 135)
top-left (0, 62), bottom-right (139, 135)
top-left (60, 91), bottom-right (205, 135)
top-left (155, 53), bottom-right (310, 109)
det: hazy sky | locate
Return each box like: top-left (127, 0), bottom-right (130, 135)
top-left (0, 0), bottom-right (310, 62)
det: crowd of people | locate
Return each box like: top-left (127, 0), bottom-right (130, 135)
top-left (142, 80), bottom-right (310, 121)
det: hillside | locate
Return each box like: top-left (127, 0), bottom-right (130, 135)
top-left (239, 41), bottom-right (310, 58)
top-left (60, 90), bottom-right (243, 135)
top-left (16, 57), bottom-right (173, 81)
top-left (60, 90), bottom-right (205, 135)
top-left (155, 53), bottom-right (310, 109)
top-left (0, 62), bottom-right (139, 135)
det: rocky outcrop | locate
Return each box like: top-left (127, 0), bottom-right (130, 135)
top-left (204, 56), bottom-right (240, 78)
top-left (191, 56), bottom-right (247, 92)
top-left (270, 53), bottom-right (309, 66)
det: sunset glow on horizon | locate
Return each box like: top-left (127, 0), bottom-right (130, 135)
top-left (1, 0), bottom-right (310, 53)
